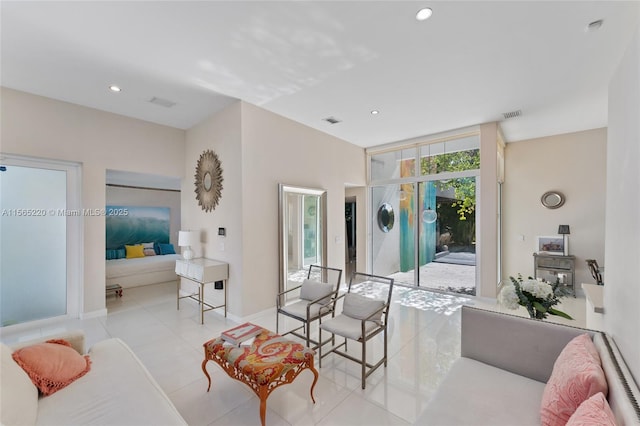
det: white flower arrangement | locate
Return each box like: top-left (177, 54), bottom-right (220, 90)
top-left (499, 274), bottom-right (572, 320)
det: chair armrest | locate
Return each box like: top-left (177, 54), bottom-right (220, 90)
top-left (363, 303), bottom-right (388, 322)
top-left (318, 293), bottom-right (346, 322)
top-left (277, 285), bottom-right (302, 297)
top-left (306, 289), bottom-right (340, 318)
top-left (359, 303), bottom-right (388, 337)
top-left (307, 289), bottom-right (340, 306)
top-left (276, 285), bottom-right (303, 309)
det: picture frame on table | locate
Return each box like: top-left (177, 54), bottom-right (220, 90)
top-left (536, 235), bottom-right (566, 256)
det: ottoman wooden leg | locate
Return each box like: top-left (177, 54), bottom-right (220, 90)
top-left (258, 386), bottom-right (268, 426)
top-left (309, 362), bottom-right (319, 403)
top-left (201, 359), bottom-right (212, 391)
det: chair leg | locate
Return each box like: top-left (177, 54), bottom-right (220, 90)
top-left (318, 327), bottom-right (323, 368)
top-left (306, 321), bottom-right (310, 348)
top-left (276, 311), bottom-right (279, 334)
top-left (361, 339), bottom-right (366, 389)
top-left (384, 326), bottom-right (388, 367)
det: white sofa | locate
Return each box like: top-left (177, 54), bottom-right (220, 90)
top-left (421, 306), bottom-right (640, 425)
top-left (1, 331), bottom-right (186, 426)
top-left (106, 253), bottom-right (181, 288)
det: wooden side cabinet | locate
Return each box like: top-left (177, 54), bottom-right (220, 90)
top-left (533, 253), bottom-right (576, 297)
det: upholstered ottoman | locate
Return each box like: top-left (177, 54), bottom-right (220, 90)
top-left (202, 328), bottom-right (318, 426)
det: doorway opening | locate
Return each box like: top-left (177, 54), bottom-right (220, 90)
top-left (345, 198), bottom-right (356, 280)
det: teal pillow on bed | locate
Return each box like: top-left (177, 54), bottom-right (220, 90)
top-left (158, 243), bottom-right (175, 255)
top-left (106, 248), bottom-right (126, 260)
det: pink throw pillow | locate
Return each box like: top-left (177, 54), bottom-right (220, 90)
top-left (541, 334), bottom-right (608, 426)
top-left (566, 392), bottom-right (616, 426)
top-left (12, 339), bottom-right (91, 396)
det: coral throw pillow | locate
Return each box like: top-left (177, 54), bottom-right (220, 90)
top-left (12, 339), bottom-right (91, 396)
top-left (566, 392), bottom-right (616, 426)
top-left (540, 333), bottom-right (608, 426)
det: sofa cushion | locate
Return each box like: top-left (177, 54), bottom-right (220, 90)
top-left (36, 337), bottom-right (186, 425)
top-left (419, 357), bottom-right (546, 425)
top-left (158, 243), bottom-right (176, 255)
top-left (280, 300), bottom-right (327, 320)
top-left (540, 333), bottom-right (608, 426)
top-left (300, 279), bottom-right (334, 304)
top-left (566, 392), bottom-right (616, 426)
top-left (0, 343), bottom-right (38, 426)
top-left (342, 293), bottom-right (385, 322)
top-left (11, 339), bottom-right (91, 396)
top-left (125, 244), bottom-right (145, 259)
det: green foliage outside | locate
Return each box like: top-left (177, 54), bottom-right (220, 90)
top-left (420, 149), bottom-right (480, 221)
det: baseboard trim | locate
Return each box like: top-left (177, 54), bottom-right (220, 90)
top-left (80, 308), bottom-right (108, 320)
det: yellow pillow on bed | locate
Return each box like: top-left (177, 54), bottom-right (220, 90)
top-left (125, 244), bottom-right (145, 259)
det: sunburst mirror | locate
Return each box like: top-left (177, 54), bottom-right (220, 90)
top-left (194, 149), bottom-right (223, 212)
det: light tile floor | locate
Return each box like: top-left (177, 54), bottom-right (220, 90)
top-left (1, 282), bottom-right (587, 426)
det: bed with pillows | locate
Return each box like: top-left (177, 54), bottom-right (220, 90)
top-left (106, 242), bottom-right (180, 289)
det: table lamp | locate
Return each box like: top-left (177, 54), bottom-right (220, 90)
top-left (178, 230), bottom-right (196, 260)
top-left (558, 225), bottom-right (570, 256)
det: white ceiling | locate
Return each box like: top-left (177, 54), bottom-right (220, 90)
top-left (2, 1), bottom-right (639, 148)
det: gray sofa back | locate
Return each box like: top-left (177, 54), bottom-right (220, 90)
top-left (461, 306), bottom-right (640, 425)
top-left (461, 306), bottom-right (593, 383)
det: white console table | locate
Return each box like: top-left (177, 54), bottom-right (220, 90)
top-left (175, 258), bottom-right (228, 324)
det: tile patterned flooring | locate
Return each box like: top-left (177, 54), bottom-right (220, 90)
top-left (1, 282), bottom-right (586, 425)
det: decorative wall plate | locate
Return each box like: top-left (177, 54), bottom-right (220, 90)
top-left (540, 191), bottom-right (565, 209)
top-left (194, 150), bottom-right (223, 212)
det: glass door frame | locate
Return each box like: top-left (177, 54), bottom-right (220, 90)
top-left (0, 154), bottom-right (82, 330)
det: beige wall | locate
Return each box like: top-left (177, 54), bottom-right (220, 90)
top-left (0, 88), bottom-right (185, 315)
top-left (181, 101), bottom-right (365, 317)
top-left (182, 101), bottom-right (243, 314)
top-left (502, 128), bottom-right (607, 290)
top-left (605, 25), bottom-right (640, 380)
top-left (240, 102), bottom-right (365, 316)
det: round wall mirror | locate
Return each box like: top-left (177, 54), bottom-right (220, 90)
top-left (195, 150), bottom-right (223, 212)
top-left (541, 191), bottom-right (565, 209)
top-left (203, 172), bottom-right (213, 191)
top-left (377, 203), bottom-right (395, 233)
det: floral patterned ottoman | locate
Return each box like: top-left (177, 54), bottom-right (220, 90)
top-left (202, 327), bottom-right (318, 426)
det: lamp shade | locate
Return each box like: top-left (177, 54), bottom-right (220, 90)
top-left (558, 225), bottom-right (570, 235)
top-left (178, 231), bottom-right (195, 247)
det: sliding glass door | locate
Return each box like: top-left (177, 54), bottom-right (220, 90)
top-left (418, 177), bottom-right (477, 294)
top-left (369, 134), bottom-right (480, 295)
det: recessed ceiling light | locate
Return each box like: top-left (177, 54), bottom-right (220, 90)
top-left (371, 110), bottom-right (380, 115)
top-left (586, 19), bottom-right (604, 32)
top-left (109, 85), bottom-right (121, 92)
top-left (416, 7), bottom-right (433, 21)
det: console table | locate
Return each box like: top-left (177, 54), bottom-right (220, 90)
top-left (175, 258), bottom-right (228, 324)
top-left (533, 253), bottom-right (575, 296)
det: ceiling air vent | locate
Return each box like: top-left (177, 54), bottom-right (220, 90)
top-left (323, 116), bottom-right (342, 124)
top-left (502, 109), bottom-right (522, 119)
top-left (149, 97), bottom-right (176, 108)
